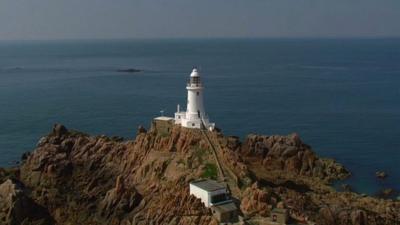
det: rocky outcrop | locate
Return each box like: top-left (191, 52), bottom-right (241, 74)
top-left (99, 176), bottom-right (142, 219)
top-left (0, 123), bottom-right (398, 225)
top-left (240, 182), bottom-right (276, 217)
top-left (15, 124), bottom-right (218, 225)
top-left (240, 133), bottom-right (350, 182)
top-left (0, 179), bottom-right (53, 225)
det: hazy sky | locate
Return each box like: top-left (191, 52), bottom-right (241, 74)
top-left (0, 0), bottom-right (399, 40)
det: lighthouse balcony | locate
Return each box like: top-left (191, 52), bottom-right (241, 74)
top-left (186, 83), bottom-right (203, 90)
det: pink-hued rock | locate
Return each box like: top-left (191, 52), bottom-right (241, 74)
top-left (0, 123), bottom-right (396, 225)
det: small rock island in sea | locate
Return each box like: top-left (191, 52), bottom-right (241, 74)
top-left (0, 69), bottom-right (399, 225)
top-left (117, 68), bottom-right (143, 73)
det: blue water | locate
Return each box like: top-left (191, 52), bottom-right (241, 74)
top-left (0, 39), bottom-right (399, 195)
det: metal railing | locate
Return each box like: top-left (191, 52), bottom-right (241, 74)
top-left (186, 83), bottom-right (202, 88)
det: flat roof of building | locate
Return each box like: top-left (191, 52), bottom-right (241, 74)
top-left (190, 179), bottom-right (226, 192)
top-left (154, 116), bottom-right (174, 121)
top-left (211, 202), bottom-right (237, 213)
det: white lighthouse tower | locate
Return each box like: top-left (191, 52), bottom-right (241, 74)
top-left (175, 68), bottom-right (215, 130)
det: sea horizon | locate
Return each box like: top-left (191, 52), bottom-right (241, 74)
top-left (1, 36), bottom-right (400, 43)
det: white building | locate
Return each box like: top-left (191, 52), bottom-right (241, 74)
top-left (189, 179), bottom-right (231, 207)
top-left (175, 68), bottom-right (215, 131)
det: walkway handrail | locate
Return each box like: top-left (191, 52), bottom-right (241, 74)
top-left (200, 119), bottom-right (225, 181)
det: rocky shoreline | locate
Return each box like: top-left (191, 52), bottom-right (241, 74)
top-left (0, 123), bottom-right (399, 225)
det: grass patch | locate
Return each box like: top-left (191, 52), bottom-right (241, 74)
top-left (201, 163), bottom-right (218, 180)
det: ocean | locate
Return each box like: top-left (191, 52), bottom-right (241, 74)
top-left (0, 38), bottom-right (399, 196)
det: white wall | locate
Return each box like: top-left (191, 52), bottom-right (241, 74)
top-left (186, 87), bottom-right (204, 117)
top-left (190, 184), bottom-right (228, 207)
top-left (174, 112), bottom-right (185, 125)
top-left (190, 183), bottom-right (210, 206)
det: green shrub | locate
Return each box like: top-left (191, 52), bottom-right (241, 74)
top-left (201, 163), bottom-right (218, 180)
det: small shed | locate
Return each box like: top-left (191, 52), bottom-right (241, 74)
top-left (211, 202), bottom-right (238, 223)
top-left (152, 116), bottom-right (174, 134)
top-left (190, 179), bottom-right (238, 223)
top-left (189, 179), bottom-right (230, 207)
top-left (270, 208), bottom-right (289, 225)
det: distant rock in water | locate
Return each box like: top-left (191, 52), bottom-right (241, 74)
top-left (4, 66), bottom-right (24, 71)
top-left (376, 188), bottom-right (398, 199)
top-left (375, 171), bottom-right (388, 179)
top-left (117, 68), bottom-right (143, 73)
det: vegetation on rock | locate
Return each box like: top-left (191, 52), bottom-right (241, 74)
top-left (201, 163), bottom-right (218, 180)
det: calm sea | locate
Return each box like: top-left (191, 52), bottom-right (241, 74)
top-left (0, 39), bottom-right (399, 195)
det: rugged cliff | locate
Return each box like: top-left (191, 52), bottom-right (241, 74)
top-left (0, 123), bottom-right (399, 225)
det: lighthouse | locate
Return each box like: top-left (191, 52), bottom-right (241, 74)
top-left (175, 68), bottom-right (215, 130)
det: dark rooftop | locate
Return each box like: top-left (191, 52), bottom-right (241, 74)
top-left (190, 179), bottom-right (226, 192)
top-left (211, 202), bottom-right (237, 213)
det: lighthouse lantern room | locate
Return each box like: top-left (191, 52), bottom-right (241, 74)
top-left (175, 68), bottom-right (215, 131)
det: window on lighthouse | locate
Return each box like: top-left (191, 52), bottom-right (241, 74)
top-left (196, 92), bottom-right (199, 96)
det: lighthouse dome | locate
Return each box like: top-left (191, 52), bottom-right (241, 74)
top-left (190, 68), bottom-right (200, 77)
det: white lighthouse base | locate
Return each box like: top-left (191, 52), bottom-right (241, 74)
top-left (175, 111), bottom-right (215, 131)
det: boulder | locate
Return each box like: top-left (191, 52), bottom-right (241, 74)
top-left (376, 188), bottom-right (398, 199)
top-left (350, 210), bottom-right (367, 225)
top-left (340, 184), bottom-right (353, 192)
top-left (287, 133), bottom-right (301, 146)
top-left (0, 179), bottom-right (53, 225)
top-left (20, 151), bottom-right (31, 162)
top-left (111, 136), bottom-right (124, 142)
top-left (318, 207), bottom-right (336, 225)
top-left (375, 171), bottom-right (387, 179)
top-left (240, 183), bottom-right (271, 217)
top-left (53, 124), bottom-right (68, 137)
top-left (281, 146), bottom-right (299, 158)
top-left (37, 137), bottom-right (49, 147)
top-left (226, 136), bottom-right (241, 150)
top-left (137, 125), bottom-right (147, 135)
